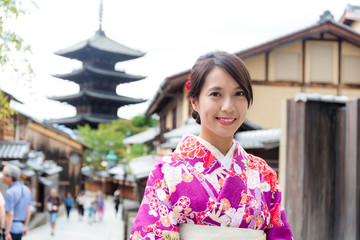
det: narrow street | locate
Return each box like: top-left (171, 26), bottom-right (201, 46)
top-left (23, 196), bottom-right (124, 240)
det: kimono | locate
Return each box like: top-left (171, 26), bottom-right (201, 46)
top-left (130, 135), bottom-right (293, 240)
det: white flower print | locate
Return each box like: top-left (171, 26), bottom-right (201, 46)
top-left (234, 163), bottom-right (242, 174)
top-left (260, 181), bottom-right (270, 192)
top-left (149, 209), bottom-right (158, 217)
top-left (231, 206), bottom-right (245, 227)
top-left (156, 189), bottom-right (166, 201)
top-left (168, 211), bottom-right (177, 225)
top-left (194, 162), bottom-right (205, 173)
top-left (247, 169), bottom-right (260, 189)
top-left (162, 155), bottom-right (172, 163)
top-left (162, 164), bottom-right (182, 188)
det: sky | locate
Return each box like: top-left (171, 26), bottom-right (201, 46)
top-left (0, 0), bottom-right (357, 122)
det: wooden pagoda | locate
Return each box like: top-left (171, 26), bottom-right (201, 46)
top-left (48, 28), bottom-right (146, 129)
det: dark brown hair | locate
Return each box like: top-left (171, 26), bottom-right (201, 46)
top-left (187, 51), bottom-right (253, 124)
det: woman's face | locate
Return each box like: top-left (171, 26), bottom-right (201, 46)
top-left (190, 66), bottom-right (248, 143)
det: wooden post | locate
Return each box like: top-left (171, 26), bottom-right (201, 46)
top-left (335, 99), bottom-right (360, 239)
top-left (285, 100), bottom-right (345, 239)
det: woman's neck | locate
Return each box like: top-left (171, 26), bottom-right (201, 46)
top-left (198, 133), bottom-right (233, 156)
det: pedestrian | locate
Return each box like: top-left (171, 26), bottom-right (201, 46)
top-left (113, 189), bottom-right (120, 198)
top-left (45, 188), bottom-right (61, 236)
top-left (87, 201), bottom-right (96, 224)
top-left (114, 195), bottom-right (120, 216)
top-left (97, 195), bottom-right (104, 221)
top-left (76, 191), bottom-right (85, 221)
top-left (63, 192), bottom-right (74, 221)
top-left (129, 51), bottom-right (293, 239)
top-left (2, 164), bottom-right (32, 240)
top-left (0, 192), bottom-right (5, 240)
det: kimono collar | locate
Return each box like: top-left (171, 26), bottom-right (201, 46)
top-left (190, 135), bottom-right (236, 170)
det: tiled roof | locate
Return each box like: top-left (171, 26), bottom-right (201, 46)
top-left (123, 127), bottom-right (159, 145)
top-left (53, 64), bottom-right (145, 83)
top-left (0, 141), bottom-right (30, 160)
top-left (56, 29), bottom-right (145, 62)
top-left (50, 89), bottom-right (146, 105)
top-left (129, 155), bottom-right (160, 179)
top-left (235, 128), bottom-right (281, 149)
top-left (294, 93), bottom-right (349, 103)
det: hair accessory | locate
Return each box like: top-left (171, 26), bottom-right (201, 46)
top-left (185, 74), bottom-right (191, 92)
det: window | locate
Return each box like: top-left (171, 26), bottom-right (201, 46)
top-left (310, 44), bottom-right (333, 83)
top-left (342, 56), bottom-right (360, 84)
top-left (275, 52), bottom-right (299, 81)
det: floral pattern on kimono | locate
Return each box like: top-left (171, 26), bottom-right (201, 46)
top-left (130, 135), bottom-right (293, 240)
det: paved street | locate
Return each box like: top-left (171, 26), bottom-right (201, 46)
top-left (23, 196), bottom-right (124, 240)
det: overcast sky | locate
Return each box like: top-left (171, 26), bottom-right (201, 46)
top-left (0, 0), bottom-right (357, 121)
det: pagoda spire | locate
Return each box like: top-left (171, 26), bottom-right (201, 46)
top-left (99, 0), bottom-right (103, 31)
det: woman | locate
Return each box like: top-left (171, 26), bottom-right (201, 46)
top-left (97, 195), bottom-right (104, 221)
top-left (130, 52), bottom-right (293, 239)
top-left (45, 188), bottom-right (61, 236)
top-left (76, 191), bottom-right (85, 221)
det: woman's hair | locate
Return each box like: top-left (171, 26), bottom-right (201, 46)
top-left (3, 164), bottom-right (21, 182)
top-left (187, 51), bottom-right (253, 124)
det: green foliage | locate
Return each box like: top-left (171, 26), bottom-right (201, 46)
top-left (127, 143), bottom-right (153, 160)
top-left (0, 89), bottom-right (15, 127)
top-left (132, 114), bottom-right (157, 128)
top-left (0, 0), bottom-right (34, 77)
top-left (77, 117), bottom-right (153, 170)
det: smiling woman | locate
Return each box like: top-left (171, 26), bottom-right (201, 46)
top-left (129, 51), bottom-right (293, 240)
top-left (187, 52), bottom-right (252, 155)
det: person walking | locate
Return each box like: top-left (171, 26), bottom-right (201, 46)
top-left (2, 164), bottom-right (32, 240)
top-left (114, 195), bottom-right (120, 217)
top-left (76, 191), bottom-right (85, 221)
top-left (97, 195), bottom-right (104, 221)
top-left (0, 192), bottom-right (5, 239)
top-left (63, 192), bottom-right (74, 221)
top-left (45, 188), bottom-right (61, 236)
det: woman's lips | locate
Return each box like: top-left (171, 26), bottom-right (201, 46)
top-left (216, 117), bottom-right (236, 125)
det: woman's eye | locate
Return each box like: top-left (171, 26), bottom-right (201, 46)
top-left (235, 91), bottom-right (245, 96)
top-left (210, 92), bottom-right (220, 97)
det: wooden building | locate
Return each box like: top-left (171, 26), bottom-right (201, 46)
top-left (0, 91), bottom-right (88, 199)
top-left (26, 121), bottom-right (88, 198)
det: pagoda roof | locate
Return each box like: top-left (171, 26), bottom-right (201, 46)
top-left (50, 89), bottom-right (146, 106)
top-left (47, 113), bottom-right (119, 129)
top-left (53, 64), bottom-right (145, 84)
top-left (55, 29), bottom-right (145, 62)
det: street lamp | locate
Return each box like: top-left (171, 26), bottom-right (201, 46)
top-left (105, 150), bottom-right (118, 169)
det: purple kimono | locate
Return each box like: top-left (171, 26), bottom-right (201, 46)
top-left (130, 135), bottom-right (293, 240)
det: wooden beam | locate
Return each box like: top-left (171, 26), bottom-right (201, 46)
top-left (28, 122), bottom-right (83, 151)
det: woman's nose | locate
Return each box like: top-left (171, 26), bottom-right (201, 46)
top-left (221, 97), bottom-right (235, 112)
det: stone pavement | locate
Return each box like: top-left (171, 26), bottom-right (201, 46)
top-left (23, 195), bottom-right (124, 240)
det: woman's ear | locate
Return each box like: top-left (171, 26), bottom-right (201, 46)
top-left (189, 97), bottom-right (198, 111)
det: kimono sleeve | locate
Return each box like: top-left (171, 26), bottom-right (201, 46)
top-left (130, 160), bottom-right (180, 240)
top-left (265, 180), bottom-right (293, 240)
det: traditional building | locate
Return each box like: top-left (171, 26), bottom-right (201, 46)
top-left (48, 25), bottom-right (146, 128)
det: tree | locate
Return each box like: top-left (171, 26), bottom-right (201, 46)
top-left (132, 114), bottom-right (157, 128)
top-left (77, 118), bottom-right (151, 170)
top-left (0, 89), bottom-right (15, 127)
top-left (0, 0), bottom-right (34, 126)
top-left (0, 0), bottom-right (33, 75)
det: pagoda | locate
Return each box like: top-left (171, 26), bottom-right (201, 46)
top-left (48, 2), bottom-right (146, 129)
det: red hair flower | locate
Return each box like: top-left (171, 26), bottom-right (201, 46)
top-left (185, 74), bottom-right (191, 92)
